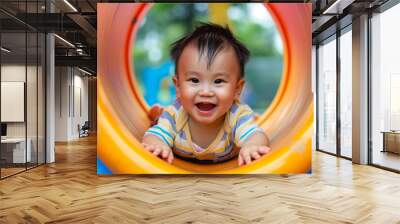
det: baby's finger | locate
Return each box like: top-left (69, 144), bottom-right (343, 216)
top-left (153, 148), bottom-right (161, 156)
top-left (147, 145), bottom-right (156, 152)
top-left (167, 152), bottom-right (174, 164)
top-left (258, 146), bottom-right (271, 155)
top-left (251, 151), bottom-right (261, 160)
top-left (243, 152), bottom-right (252, 165)
top-left (161, 149), bottom-right (169, 159)
top-left (238, 154), bottom-right (244, 166)
top-left (142, 144), bottom-right (152, 151)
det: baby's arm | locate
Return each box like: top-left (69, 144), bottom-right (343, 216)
top-left (238, 131), bottom-right (271, 166)
top-left (142, 105), bottom-right (177, 164)
top-left (142, 134), bottom-right (174, 164)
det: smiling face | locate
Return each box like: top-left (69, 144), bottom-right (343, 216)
top-left (173, 42), bottom-right (245, 126)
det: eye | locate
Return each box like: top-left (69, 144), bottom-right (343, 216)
top-left (214, 79), bottom-right (225, 84)
top-left (188, 78), bottom-right (199, 83)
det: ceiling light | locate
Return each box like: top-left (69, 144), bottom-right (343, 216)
top-left (323, 0), bottom-right (355, 15)
top-left (54, 34), bottom-right (75, 48)
top-left (78, 67), bottom-right (93, 76)
top-left (1, 47), bottom-right (11, 53)
top-left (63, 0), bottom-right (78, 12)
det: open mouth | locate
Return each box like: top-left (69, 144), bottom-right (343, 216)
top-left (195, 102), bottom-right (216, 112)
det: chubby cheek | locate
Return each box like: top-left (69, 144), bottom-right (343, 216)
top-left (178, 85), bottom-right (196, 106)
top-left (215, 87), bottom-right (237, 107)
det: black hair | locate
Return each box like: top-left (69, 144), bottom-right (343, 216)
top-left (170, 22), bottom-right (250, 78)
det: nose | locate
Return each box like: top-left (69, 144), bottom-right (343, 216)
top-left (198, 84), bottom-right (215, 97)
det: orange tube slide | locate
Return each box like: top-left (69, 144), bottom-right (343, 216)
top-left (97, 3), bottom-right (313, 174)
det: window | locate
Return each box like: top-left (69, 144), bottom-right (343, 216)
top-left (371, 3), bottom-right (400, 171)
top-left (339, 29), bottom-right (352, 158)
top-left (0, 1), bottom-right (46, 179)
top-left (317, 36), bottom-right (337, 154)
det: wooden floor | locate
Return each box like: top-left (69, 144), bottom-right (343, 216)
top-left (372, 150), bottom-right (400, 171)
top-left (1, 136), bottom-right (400, 223)
top-left (1, 167), bottom-right (26, 178)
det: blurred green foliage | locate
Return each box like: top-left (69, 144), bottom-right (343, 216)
top-left (133, 3), bottom-right (283, 113)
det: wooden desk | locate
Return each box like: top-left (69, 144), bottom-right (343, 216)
top-left (381, 131), bottom-right (400, 154)
top-left (1, 138), bottom-right (31, 163)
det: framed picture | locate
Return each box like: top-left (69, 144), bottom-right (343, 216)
top-left (97, 3), bottom-right (312, 174)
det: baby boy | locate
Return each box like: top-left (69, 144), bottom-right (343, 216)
top-left (142, 23), bottom-right (270, 166)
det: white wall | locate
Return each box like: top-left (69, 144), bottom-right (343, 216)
top-left (1, 64), bottom-right (45, 164)
top-left (1, 66), bottom-right (26, 135)
top-left (55, 66), bottom-right (69, 141)
top-left (1, 65), bottom-right (37, 138)
top-left (72, 73), bottom-right (89, 138)
top-left (55, 67), bottom-right (89, 141)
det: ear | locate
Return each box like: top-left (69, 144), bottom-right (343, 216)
top-left (173, 75), bottom-right (180, 99)
top-left (235, 79), bottom-right (245, 100)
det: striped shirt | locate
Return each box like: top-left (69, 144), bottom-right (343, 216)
top-left (144, 101), bottom-right (264, 162)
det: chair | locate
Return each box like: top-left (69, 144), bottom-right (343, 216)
top-left (79, 121), bottom-right (90, 138)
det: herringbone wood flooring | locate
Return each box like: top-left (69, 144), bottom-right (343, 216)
top-left (1, 136), bottom-right (400, 223)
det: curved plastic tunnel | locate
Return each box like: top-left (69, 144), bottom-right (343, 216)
top-left (97, 3), bottom-right (313, 174)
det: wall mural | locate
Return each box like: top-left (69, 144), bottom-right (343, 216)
top-left (97, 3), bottom-right (312, 174)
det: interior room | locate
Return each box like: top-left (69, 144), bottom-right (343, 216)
top-left (0, 0), bottom-right (399, 223)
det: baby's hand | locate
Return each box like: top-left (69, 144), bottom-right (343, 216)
top-left (142, 143), bottom-right (174, 164)
top-left (149, 104), bottom-right (164, 126)
top-left (238, 145), bottom-right (271, 166)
